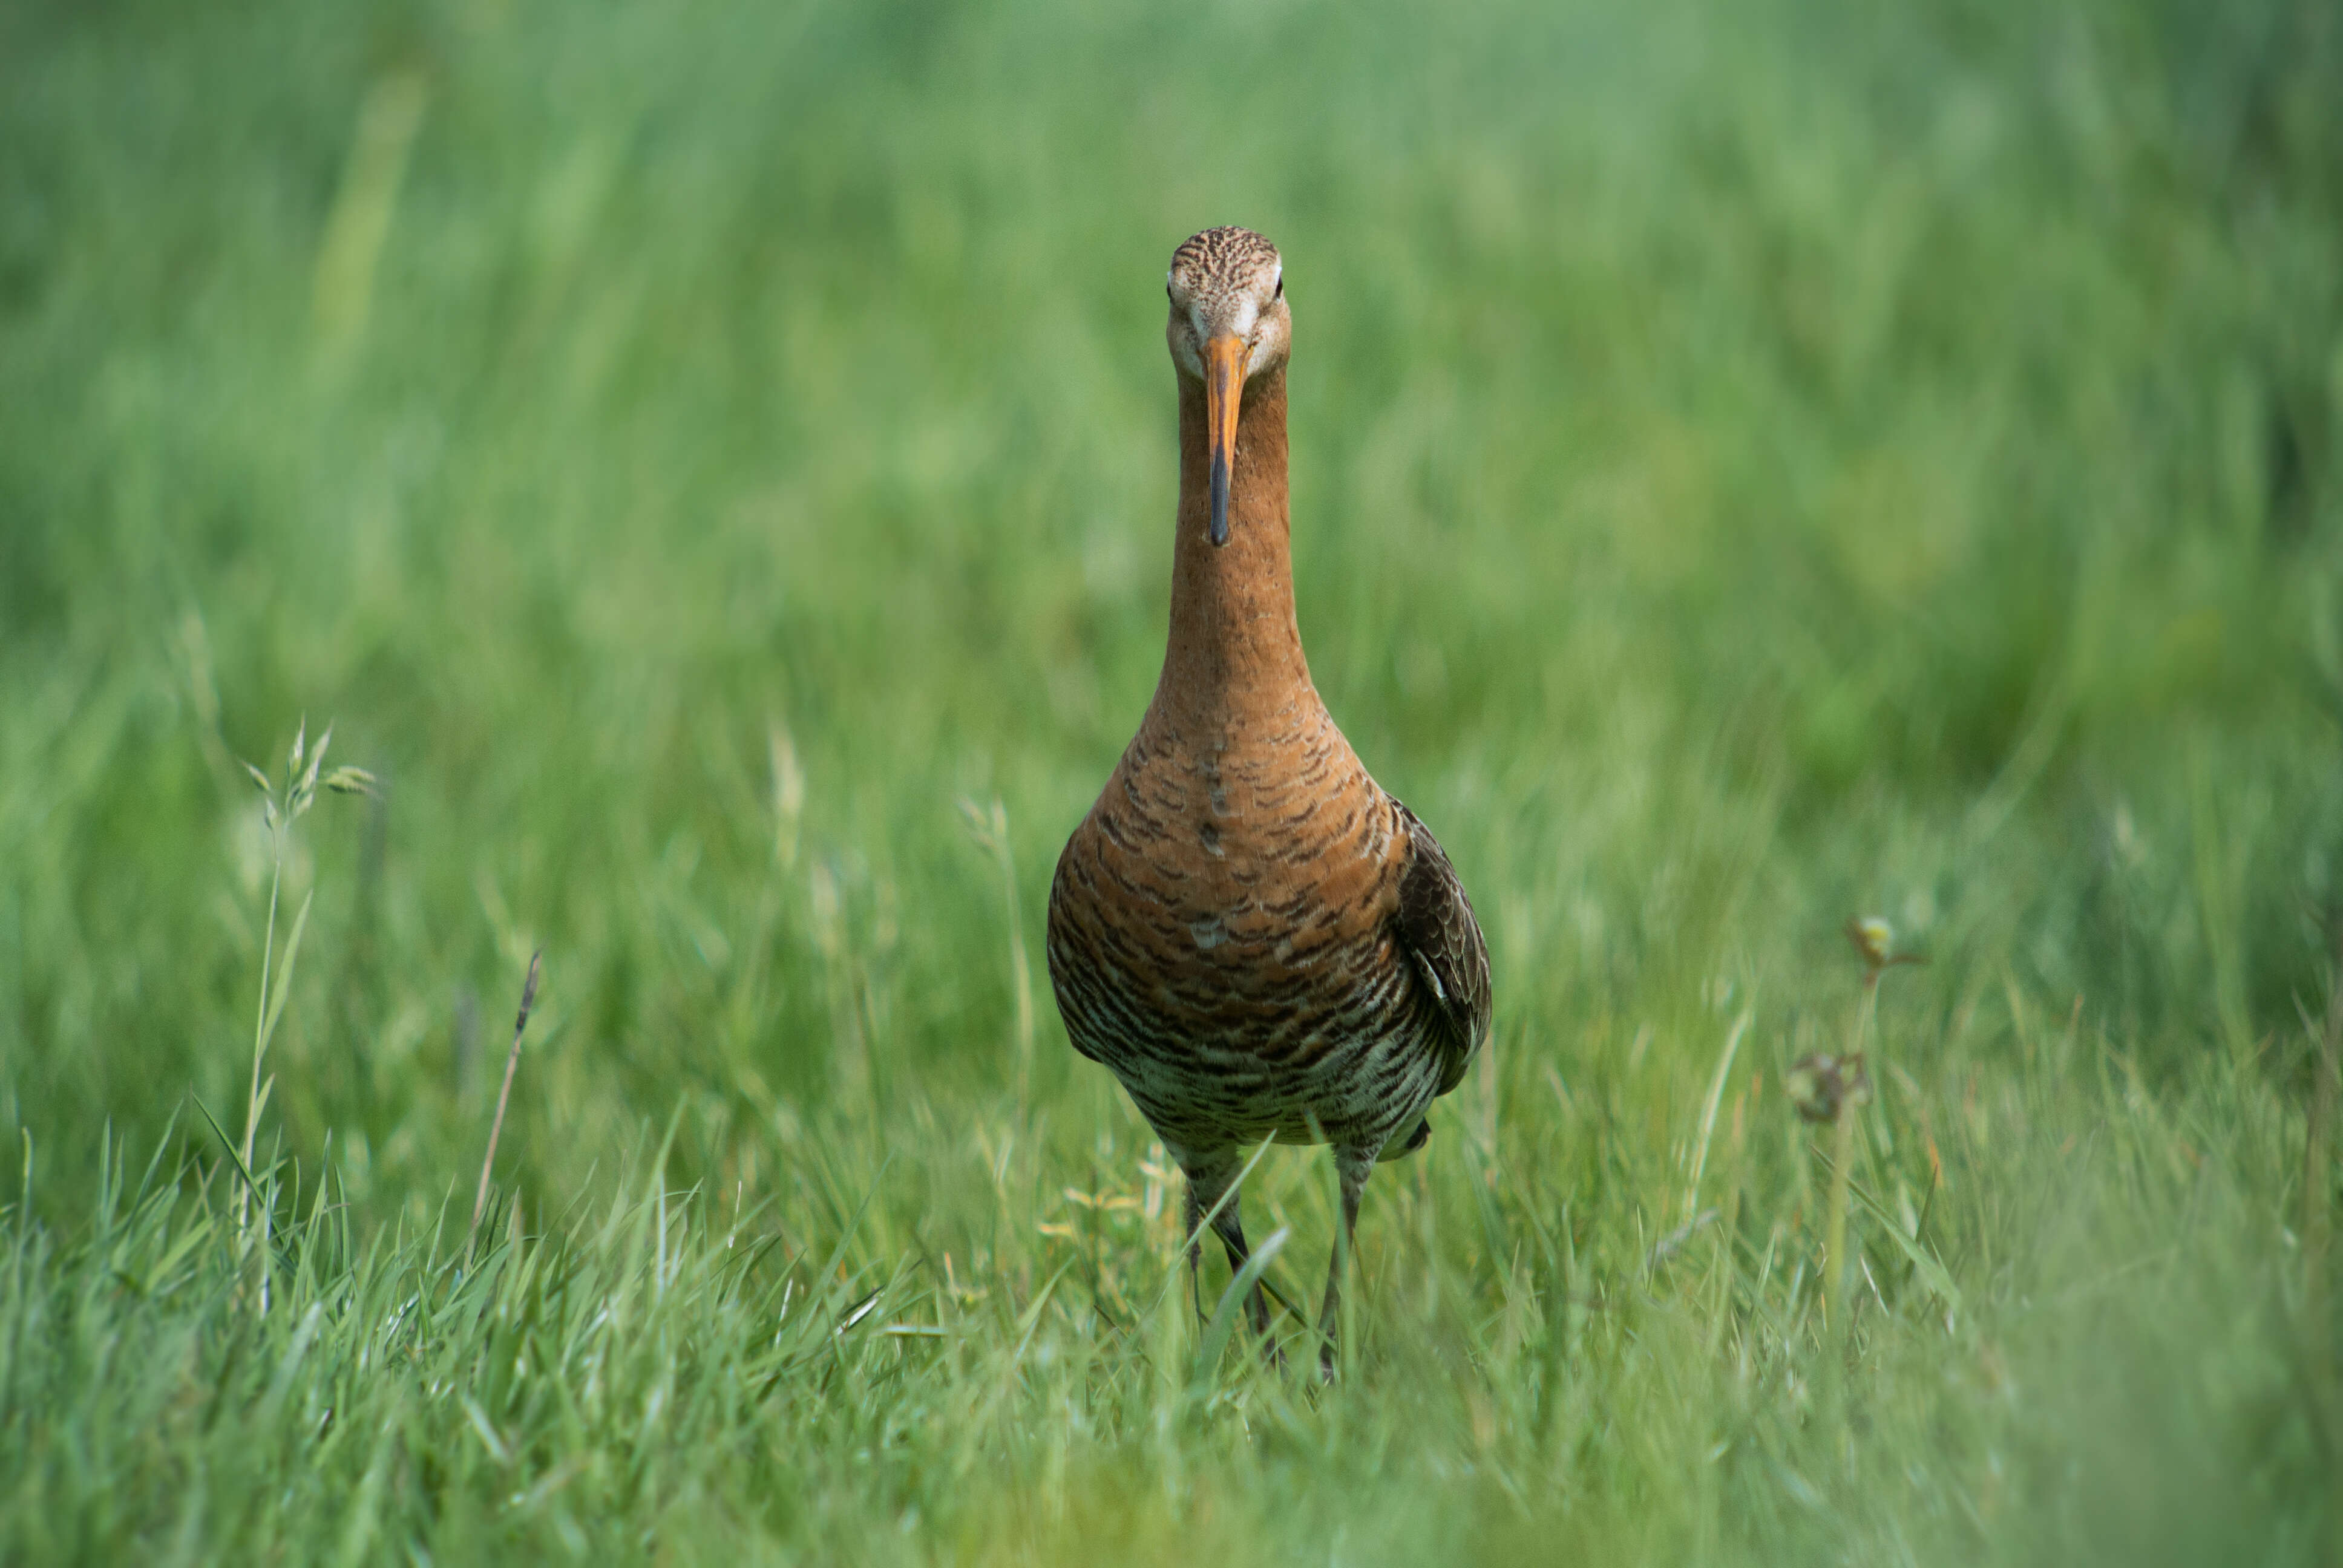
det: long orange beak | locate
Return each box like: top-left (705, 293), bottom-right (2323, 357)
top-left (1203, 334), bottom-right (1249, 547)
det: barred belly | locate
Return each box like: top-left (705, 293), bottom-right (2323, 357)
top-left (1046, 887), bottom-right (1449, 1157)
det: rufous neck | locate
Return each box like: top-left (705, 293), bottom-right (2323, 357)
top-left (1156, 365), bottom-right (1310, 719)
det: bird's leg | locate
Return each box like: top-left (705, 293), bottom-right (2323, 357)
top-left (1180, 1172), bottom-right (1211, 1322)
top-left (1182, 1155), bottom-right (1276, 1348)
top-left (1317, 1146), bottom-right (1375, 1381)
top-left (1180, 1154), bottom-right (1239, 1322)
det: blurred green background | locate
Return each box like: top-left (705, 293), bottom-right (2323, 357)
top-left (4, 0), bottom-right (2335, 1200)
top-left (2, 0), bottom-right (2341, 1557)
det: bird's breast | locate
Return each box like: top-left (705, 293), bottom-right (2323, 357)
top-left (1050, 696), bottom-right (1405, 1028)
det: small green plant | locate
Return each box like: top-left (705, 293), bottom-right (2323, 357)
top-left (1789, 917), bottom-right (1921, 1338)
top-left (227, 720), bottom-right (373, 1304)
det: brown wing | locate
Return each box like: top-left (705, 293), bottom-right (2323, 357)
top-left (1392, 800), bottom-right (1492, 1094)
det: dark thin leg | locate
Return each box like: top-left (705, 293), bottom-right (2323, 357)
top-left (1183, 1155), bottom-right (1273, 1341)
top-left (1317, 1146), bottom-right (1375, 1380)
top-left (1181, 1172), bottom-right (1210, 1321)
top-left (1211, 1204), bottom-right (1274, 1340)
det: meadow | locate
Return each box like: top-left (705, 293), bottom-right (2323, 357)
top-left (2, 0), bottom-right (2340, 1558)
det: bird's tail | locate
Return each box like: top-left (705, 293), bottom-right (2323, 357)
top-left (1379, 1119), bottom-right (1432, 1162)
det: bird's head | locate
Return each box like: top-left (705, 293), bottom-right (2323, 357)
top-left (1165, 226), bottom-right (1289, 547)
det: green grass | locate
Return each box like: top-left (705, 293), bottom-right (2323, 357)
top-left (4, 0), bottom-right (2341, 1558)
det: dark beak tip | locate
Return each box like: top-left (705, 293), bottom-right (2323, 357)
top-left (1208, 451), bottom-right (1232, 547)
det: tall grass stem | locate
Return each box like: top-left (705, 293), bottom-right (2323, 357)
top-left (470, 951), bottom-right (543, 1257)
top-left (1823, 976), bottom-right (1878, 1337)
top-left (236, 843), bottom-right (284, 1241)
top-left (2307, 944), bottom-right (2339, 1396)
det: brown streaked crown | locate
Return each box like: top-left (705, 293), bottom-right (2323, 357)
top-left (1168, 226), bottom-right (1282, 313)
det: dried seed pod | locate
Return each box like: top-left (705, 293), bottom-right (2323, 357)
top-left (1786, 1051), bottom-right (1872, 1124)
top-left (1846, 916), bottom-right (1895, 970)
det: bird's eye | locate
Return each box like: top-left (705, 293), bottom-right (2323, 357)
top-left (1273, 276), bottom-right (1283, 299)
